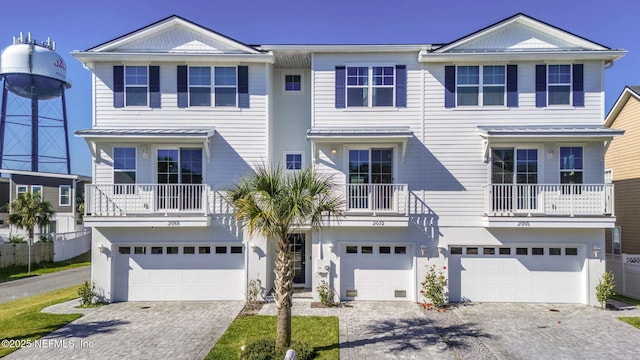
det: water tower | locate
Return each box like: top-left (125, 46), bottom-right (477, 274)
top-left (0, 33), bottom-right (71, 174)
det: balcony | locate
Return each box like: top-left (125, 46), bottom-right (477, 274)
top-left (337, 184), bottom-right (409, 227)
top-left (483, 184), bottom-right (615, 228)
top-left (84, 184), bottom-right (221, 227)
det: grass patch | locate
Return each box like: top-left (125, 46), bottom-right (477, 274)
top-left (619, 317), bottom-right (640, 329)
top-left (611, 294), bottom-right (640, 306)
top-left (0, 285), bottom-right (83, 357)
top-left (206, 315), bottom-right (339, 360)
top-left (0, 251), bottom-right (90, 283)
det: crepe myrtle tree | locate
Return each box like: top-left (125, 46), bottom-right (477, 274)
top-left (227, 165), bottom-right (343, 349)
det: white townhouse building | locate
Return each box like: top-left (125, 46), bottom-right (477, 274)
top-left (73, 13), bottom-right (625, 305)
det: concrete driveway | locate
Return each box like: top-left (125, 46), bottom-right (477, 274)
top-left (4, 300), bottom-right (244, 360)
top-left (450, 303), bottom-right (640, 360)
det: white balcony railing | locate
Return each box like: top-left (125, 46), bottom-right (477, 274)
top-left (484, 184), bottom-right (614, 217)
top-left (85, 184), bottom-right (210, 216)
top-left (345, 184), bottom-right (408, 215)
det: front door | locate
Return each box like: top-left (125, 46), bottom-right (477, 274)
top-left (289, 234), bottom-right (305, 284)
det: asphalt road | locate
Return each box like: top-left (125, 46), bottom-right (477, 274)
top-left (0, 266), bottom-right (90, 304)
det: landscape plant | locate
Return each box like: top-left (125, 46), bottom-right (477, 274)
top-left (316, 279), bottom-right (334, 306)
top-left (248, 278), bottom-right (261, 303)
top-left (420, 265), bottom-right (448, 308)
top-left (595, 271), bottom-right (616, 309)
top-left (78, 281), bottom-right (96, 306)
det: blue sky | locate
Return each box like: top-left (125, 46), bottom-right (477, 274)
top-left (0, 0), bottom-right (637, 176)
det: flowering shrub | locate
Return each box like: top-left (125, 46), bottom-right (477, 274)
top-left (420, 265), bottom-right (448, 308)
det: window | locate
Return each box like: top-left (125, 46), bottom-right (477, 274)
top-left (549, 248), bottom-right (561, 256)
top-left (31, 185), bottom-right (43, 198)
top-left (167, 246), bottom-right (179, 254)
top-left (59, 185), bottom-right (71, 206)
top-left (156, 148), bottom-right (203, 210)
top-left (285, 153), bottom-right (302, 170)
top-left (151, 247), bottom-right (163, 254)
top-left (346, 246), bottom-right (358, 254)
top-left (189, 67), bottom-right (211, 106)
top-left (560, 147), bottom-right (583, 185)
top-left (612, 226), bottom-right (622, 255)
top-left (125, 66), bottom-right (148, 106)
top-left (532, 247), bottom-right (544, 256)
top-left (394, 246), bottom-right (407, 254)
top-left (379, 246), bottom-right (391, 254)
top-left (215, 246), bottom-right (227, 254)
top-left (499, 248), bottom-right (511, 255)
top-left (184, 246), bottom-right (195, 254)
top-left (134, 246), bottom-right (146, 254)
top-left (16, 185), bottom-right (27, 198)
top-left (199, 246), bottom-right (211, 254)
top-left (114, 147), bottom-right (136, 193)
top-left (548, 65), bottom-right (571, 105)
top-left (565, 248), bottom-right (578, 256)
top-left (483, 248), bottom-right (495, 255)
top-left (361, 246), bottom-right (373, 254)
top-left (119, 247), bottom-right (131, 255)
top-left (285, 75), bottom-right (302, 92)
top-left (230, 246), bottom-right (243, 254)
top-left (516, 247), bottom-right (528, 255)
top-left (456, 65), bottom-right (505, 106)
top-left (346, 66), bottom-right (394, 107)
top-left (215, 67), bottom-right (237, 107)
top-left (466, 247), bottom-right (478, 255)
top-left (450, 247), bottom-right (463, 255)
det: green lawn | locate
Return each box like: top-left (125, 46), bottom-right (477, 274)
top-left (0, 285), bottom-right (83, 357)
top-left (611, 294), bottom-right (640, 306)
top-left (0, 251), bottom-right (90, 283)
top-left (619, 317), bottom-right (640, 329)
top-left (206, 315), bottom-right (339, 360)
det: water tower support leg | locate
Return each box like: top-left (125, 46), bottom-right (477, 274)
top-left (31, 83), bottom-right (38, 172)
top-left (62, 88), bottom-right (70, 175)
top-left (0, 83), bottom-right (7, 168)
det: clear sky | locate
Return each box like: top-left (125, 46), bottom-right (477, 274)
top-left (0, 0), bottom-right (637, 176)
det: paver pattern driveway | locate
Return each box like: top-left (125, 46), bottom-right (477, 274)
top-left (4, 301), bottom-right (244, 360)
top-left (453, 303), bottom-right (640, 360)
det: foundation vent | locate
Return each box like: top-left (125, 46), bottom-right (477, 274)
top-left (394, 290), bottom-right (407, 298)
top-left (345, 290), bottom-right (358, 297)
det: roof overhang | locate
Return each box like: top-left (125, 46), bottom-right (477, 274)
top-left (71, 52), bottom-right (274, 66)
top-left (307, 127), bottom-right (413, 161)
top-left (478, 125), bottom-right (624, 140)
top-left (419, 50), bottom-right (626, 63)
top-left (0, 169), bottom-right (81, 180)
top-left (605, 86), bottom-right (640, 127)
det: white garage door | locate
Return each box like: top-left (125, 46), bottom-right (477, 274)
top-left (340, 244), bottom-right (414, 301)
top-left (113, 244), bottom-right (244, 301)
top-left (448, 245), bottom-right (585, 303)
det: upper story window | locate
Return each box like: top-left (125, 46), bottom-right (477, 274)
top-left (59, 185), bottom-right (71, 206)
top-left (335, 65), bottom-right (406, 109)
top-left (16, 185), bottom-right (27, 198)
top-left (456, 65), bottom-right (505, 106)
top-left (125, 66), bottom-right (148, 106)
top-left (31, 185), bottom-right (43, 198)
top-left (215, 67), bottom-right (237, 107)
top-left (547, 65), bottom-right (571, 105)
top-left (114, 147), bottom-right (136, 194)
top-left (560, 146), bottom-right (583, 184)
top-left (536, 64), bottom-right (584, 107)
top-left (285, 75), bottom-right (302, 92)
top-left (189, 67), bottom-right (211, 107)
top-left (285, 153), bottom-right (302, 170)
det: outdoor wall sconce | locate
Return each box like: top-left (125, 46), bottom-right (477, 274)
top-left (420, 245), bottom-right (428, 256)
top-left (98, 244), bottom-right (106, 254)
top-left (330, 148), bottom-right (337, 156)
top-left (592, 244), bottom-right (601, 258)
top-left (327, 243), bottom-right (334, 252)
top-left (547, 148), bottom-right (555, 159)
top-left (250, 244), bottom-right (258, 253)
top-left (142, 146), bottom-right (149, 159)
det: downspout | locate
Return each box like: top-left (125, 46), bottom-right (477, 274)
top-left (244, 234), bottom-right (250, 301)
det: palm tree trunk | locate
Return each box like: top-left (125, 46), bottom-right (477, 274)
top-left (274, 235), bottom-right (293, 350)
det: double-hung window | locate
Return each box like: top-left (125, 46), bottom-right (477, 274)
top-left (536, 64), bottom-right (583, 107)
top-left (215, 67), bottom-right (237, 107)
top-left (548, 65), bottom-right (571, 105)
top-left (125, 66), bottom-right (148, 106)
top-left (456, 65), bottom-right (505, 106)
top-left (560, 146), bottom-right (583, 185)
top-left (113, 147), bottom-right (136, 194)
top-left (347, 67), bottom-right (369, 107)
top-left (346, 66), bottom-right (395, 107)
top-left (189, 67), bottom-right (211, 106)
top-left (372, 66), bottom-right (394, 106)
top-left (59, 185), bottom-right (71, 206)
top-left (31, 185), bottom-right (43, 198)
top-left (16, 185), bottom-right (27, 198)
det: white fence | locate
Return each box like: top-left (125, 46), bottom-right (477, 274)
top-left (53, 230), bottom-right (91, 262)
top-left (606, 254), bottom-right (640, 299)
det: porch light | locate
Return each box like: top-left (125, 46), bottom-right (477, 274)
top-left (142, 146), bottom-right (149, 159)
top-left (437, 246), bottom-right (447, 255)
top-left (98, 244), bottom-right (106, 254)
top-left (327, 243), bottom-right (334, 252)
top-left (250, 244), bottom-right (258, 253)
top-left (330, 148), bottom-right (337, 156)
top-left (592, 244), bottom-right (601, 257)
top-left (420, 245), bottom-right (428, 256)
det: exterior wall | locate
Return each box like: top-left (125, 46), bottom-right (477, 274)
top-left (10, 175), bottom-right (75, 213)
top-left (605, 96), bottom-right (640, 254)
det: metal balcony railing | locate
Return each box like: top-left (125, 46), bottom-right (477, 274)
top-left (345, 184), bottom-right (408, 215)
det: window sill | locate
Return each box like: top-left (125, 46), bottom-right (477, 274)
top-left (544, 105), bottom-right (576, 110)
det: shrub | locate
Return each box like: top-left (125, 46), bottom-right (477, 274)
top-left (596, 271), bottom-right (616, 309)
top-left (248, 279), bottom-right (261, 303)
top-left (78, 281), bottom-right (96, 306)
top-left (242, 338), bottom-right (315, 360)
top-left (8, 236), bottom-right (26, 243)
top-left (316, 280), bottom-right (334, 306)
top-left (420, 265), bottom-right (448, 308)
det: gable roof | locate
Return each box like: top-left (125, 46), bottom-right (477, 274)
top-left (605, 86), bottom-right (640, 127)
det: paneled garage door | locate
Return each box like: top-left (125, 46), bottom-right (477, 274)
top-left (340, 244), bottom-right (414, 301)
top-left (448, 245), bottom-right (585, 303)
top-left (113, 244), bottom-right (244, 301)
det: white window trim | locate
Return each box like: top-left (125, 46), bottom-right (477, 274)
top-left (124, 65), bottom-right (149, 107)
top-left (214, 66), bottom-right (238, 108)
top-left (283, 73), bottom-right (304, 94)
top-left (113, 146), bottom-right (137, 185)
top-left (283, 151), bottom-right (304, 171)
top-left (547, 64), bottom-right (572, 106)
top-left (16, 185), bottom-right (27, 199)
top-left (345, 145), bottom-right (398, 184)
top-left (59, 185), bottom-right (71, 206)
top-left (488, 145), bottom-right (544, 185)
top-left (612, 226), bottom-right (622, 254)
top-left (558, 145), bottom-right (584, 184)
top-left (154, 147), bottom-right (206, 184)
top-left (188, 66), bottom-right (212, 107)
top-left (31, 185), bottom-right (43, 198)
top-left (456, 65), bottom-right (506, 107)
top-left (345, 65), bottom-right (396, 108)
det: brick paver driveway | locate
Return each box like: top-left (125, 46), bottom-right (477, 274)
top-left (4, 301), bottom-right (244, 360)
top-left (454, 303), bottom-right (640, 359)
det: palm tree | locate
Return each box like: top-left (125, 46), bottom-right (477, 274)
top-left (227, 166), bottom-right (343, 350)
top-left (8, 192), bottom-right (55, 241)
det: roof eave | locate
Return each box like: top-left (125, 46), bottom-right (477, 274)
top-left (71, 51), bottom-right (275, 64)
top-left (605, 87), bottom-right (640, 127)
top-left (419, 50), bottom-right (626, 63)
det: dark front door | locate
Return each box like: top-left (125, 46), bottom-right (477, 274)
top-left (289, 234), bottom-right (305, 284)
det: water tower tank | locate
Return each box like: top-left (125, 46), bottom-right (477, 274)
top-left (0, 33), bottom-right (72, 174)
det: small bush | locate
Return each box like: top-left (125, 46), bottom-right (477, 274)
top-left (596, 271), bottom-right (616, 309)
top-left (78, 281), bottom-right (96, 306)
top-left (248, 279), bottom-right (261, 303)
top-left (420, 265), bottom-right (448, 308)
top-left (316, 280), bottom-right (334, 306)
top-left (8, 236), bottom-right (26, 243)
top-left (242, 338), bottom-right (315, 360)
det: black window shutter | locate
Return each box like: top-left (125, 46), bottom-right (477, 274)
top-left (573, 64), bottom-right (584, 107)
top-left (506, 65), bottom-right (518, 107)
top-left (113, 65), bottom-right (124, 108)
top-left (149, 66), bottom-right (160, 108)
top-left (335, 66), bottom-right (346, 108)
top-left (535, 65), bottom-right (547, 108)
top-left (238, 66), bottom-right (249, 108)
top-left (395, 65), bottom-right (407, 107)
top-left (444, 66), bottom-right (455, 108)
top-left (177, 65), bottom-right (188, 108)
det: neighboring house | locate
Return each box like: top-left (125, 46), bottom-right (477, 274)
top-left (73, 13), bottom-right (625, 305)
top-left (0, 169), bottom-right (90, 237)
top-left (604, 86), bottom-right (640, 255)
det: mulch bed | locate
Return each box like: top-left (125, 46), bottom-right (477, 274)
top-left (238, 301), bottom-right (264, 317)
